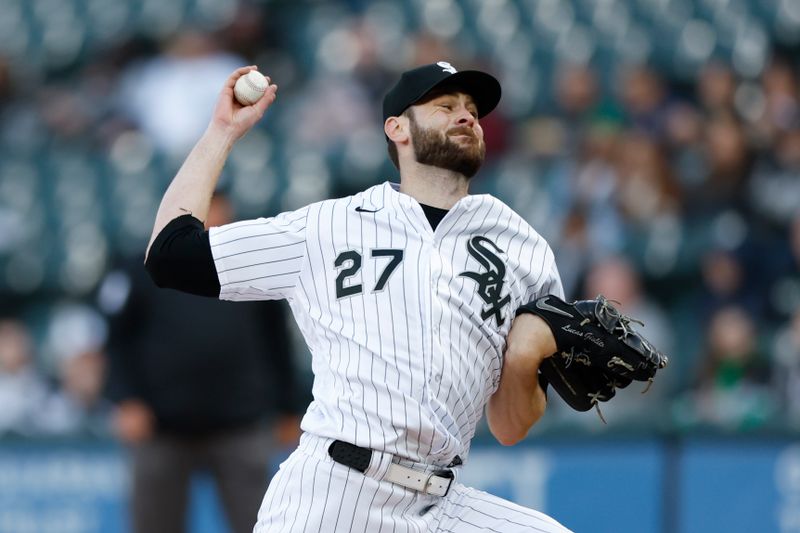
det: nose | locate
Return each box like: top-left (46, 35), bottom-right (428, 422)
top-left (455, 106), bottom-right (476, 127)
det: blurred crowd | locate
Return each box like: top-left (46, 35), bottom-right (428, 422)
top-left (0, 0), bottom-right (799, 438)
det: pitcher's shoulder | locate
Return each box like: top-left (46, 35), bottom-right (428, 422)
top-left (474, 194), bottom-right (545, 238)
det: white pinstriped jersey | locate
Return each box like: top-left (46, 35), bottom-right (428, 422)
top-left (209, 181), bottom-right (563, 467)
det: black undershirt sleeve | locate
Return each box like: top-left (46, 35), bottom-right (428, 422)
top-left (144, 214), bottom-right (221, 297)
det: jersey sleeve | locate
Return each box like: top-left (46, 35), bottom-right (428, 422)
top-left (498, 200), bottom-right (566, 304)
top-left (521, 241), bottom-right (565, 303)
top-left (539, 245), bottom-right (565, 299)
top-left (209, 206), bottom-right (309, 302)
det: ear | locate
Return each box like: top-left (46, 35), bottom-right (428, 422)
top-left (384, 116), bottom-right (409, 144)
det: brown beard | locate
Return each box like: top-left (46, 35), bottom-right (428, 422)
top-left (409, 112), bottom-right (485, 178)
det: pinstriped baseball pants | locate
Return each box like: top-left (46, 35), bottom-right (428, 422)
top-left (254, 433), bottom-right (572, 532)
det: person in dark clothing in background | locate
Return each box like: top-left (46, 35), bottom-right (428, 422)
top-left (101, 193), bottom-right (305, 533)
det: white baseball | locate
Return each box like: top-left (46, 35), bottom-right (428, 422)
top-left (233, 70), bottom-right (268, 106)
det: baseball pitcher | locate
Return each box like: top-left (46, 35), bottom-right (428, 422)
top-left (145, 61), bottom-right (666, 532)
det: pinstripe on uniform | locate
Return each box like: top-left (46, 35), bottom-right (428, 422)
top-left (209, 182), bottom-right (571, 532)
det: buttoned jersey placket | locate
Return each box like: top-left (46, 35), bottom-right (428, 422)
top-left (426, 196), bottom-right (476, 460)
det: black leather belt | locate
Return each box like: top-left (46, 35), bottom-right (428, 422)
top-left (328, 440), bottom-right (456, 497)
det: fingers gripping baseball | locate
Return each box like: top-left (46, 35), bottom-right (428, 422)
top-left (211, 66), bottom-right (278, 140)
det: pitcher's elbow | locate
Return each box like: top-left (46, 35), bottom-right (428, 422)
top-left (489, 424), bottom-right (527, 446)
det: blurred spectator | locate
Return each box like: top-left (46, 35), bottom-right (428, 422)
top-left (217, 3), bottom-right (273, 62)
top-left (553, 61), bottom-right (618, 148)
top-left (613, 132), bottom-right (681, 228)
top-left (578, 255), bottom-right (674, 425)
top-left (118, 30), bottom-right (245, 158)
top-left (37, 303), bottom-right (112, 436)
top-left (518, 62), bottom-right (624, 289)
top-left (696, 246), bottom-right (764, 322)
top-left (753, 59), bottom-right (800, 144)
top-left (676, 306), bottom-right (776, 430)
top-left (349, 17), bottom-right (400, 101)
top-left (763, 213), bottom-right (800, 319)
top-left (535, 62), bottom-right (611, 166)
top-left (37, 85), bottom-right (94, 140)
top-left (613, 131), bottom-right (686, 278)
top-left (0, 56), bottom-right (12, 105)
top-left (773, 309), bottom-right (800, 427)
top-left (554, 207), bottom-right (592, 299)
top-left (101, 193), bottom-right (304, 533)
top-left (695, 113), bottom-right (754, 214)
top-left (409, 31), bottom-right (460, 67)
top-left (697, 61), bottom-right (738, 118)
top-left (555, 62), bottom-right (600, 121)
top-left (283, 71), bottom-right (372, 151)
top-left (0, 319), bottom-right (48, 436)
top-left (39, 347), bottom-right (111, 437)
top-left (616, 64), bottom-right (672, 138)
top-left (749, 126), bottom-right (800, 229)
top-left (662, 99), bottom-right (707, 205)
top-left (553, 120), bottom-right (626, 294)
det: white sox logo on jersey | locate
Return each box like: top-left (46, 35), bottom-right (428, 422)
top-left (459, 236), bottom-right (511, 327)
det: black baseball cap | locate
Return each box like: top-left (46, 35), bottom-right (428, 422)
top-left (382, 61), bottom-right (502, 123)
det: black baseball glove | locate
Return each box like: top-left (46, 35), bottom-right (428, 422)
top-left (516, 294), bottom-right (668, 419)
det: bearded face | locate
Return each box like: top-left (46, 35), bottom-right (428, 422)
top-left (408, 110), bottom-right (486, 178)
